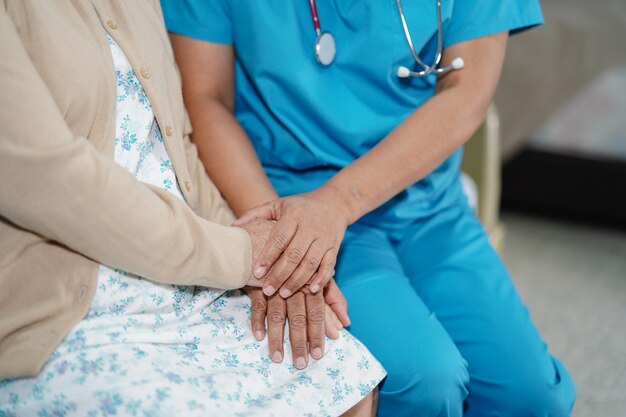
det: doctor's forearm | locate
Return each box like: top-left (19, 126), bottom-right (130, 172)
top-left (321, 86), bottom-right (485, 223)
top-left (186, 97), bottom-right (278, 217)
top-left (320, 34), bottom-right (508, 224)
top-left (170, 34), bottom-right (277, 217)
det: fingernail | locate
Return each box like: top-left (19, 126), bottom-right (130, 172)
top-left (279, 288), bottom-right (291, 298)
top-left (263, 285), bottom-right (275, 296)
top-left (254, 330), bottom-right (263, 341)
top-left (255, 267), bottom-right (266, 278)
top-left (335, 317), bottom-right (343, 330)
top-left (310, 284), bottom-right (320, 293)
top-left (271, 351), bottom-right (282, 362)
top-left (295, 357), bottom-right (306, 369)
top-left (327, 323), bottom-right (339, 339)
top-left (312, 348), bottom-right (322, 360)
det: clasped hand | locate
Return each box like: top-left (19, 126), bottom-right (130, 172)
top-left (237, 189), bottom-right (352, 369)
top-left (235, 189), bottom-right (351, 297)
top-left (243, 280), bottom-right (349, 369)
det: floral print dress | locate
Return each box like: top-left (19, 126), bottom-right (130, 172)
top-left (0, 33), bottom-right (385, 417)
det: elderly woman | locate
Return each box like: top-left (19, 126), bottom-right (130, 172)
top-left (0, 1), bottom-right (384, 416)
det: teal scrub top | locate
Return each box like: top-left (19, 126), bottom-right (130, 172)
top-left (162, 0), bottom-right (543, 226)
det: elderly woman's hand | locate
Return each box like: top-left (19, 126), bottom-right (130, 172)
top-left (244, 279), bottom-right (350, 370)
top-left (233, 188), bottom-right (352, 297)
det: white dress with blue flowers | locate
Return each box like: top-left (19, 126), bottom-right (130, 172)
top-left (0, 33), bottom-right (385, 417)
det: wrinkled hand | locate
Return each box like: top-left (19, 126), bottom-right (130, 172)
top-left (233, 189), bottom-right (351, 298)
top-left (243, 279), bottom-right (350, 370)
top-left (238, 219), bottom-right (276, 287)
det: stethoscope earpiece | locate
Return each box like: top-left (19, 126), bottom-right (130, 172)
top-left (397, 56), bottom-right (464, 78)
top-left (451, 57), bottom-right (465, 70)
top-left (397, 66), bottom-right (411, 78)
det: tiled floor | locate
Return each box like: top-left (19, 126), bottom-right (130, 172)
top-left (502, 212), bottom-right (626, 417)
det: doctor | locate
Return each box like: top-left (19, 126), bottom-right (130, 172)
top-left (162, 0), bottom-right (576, 415)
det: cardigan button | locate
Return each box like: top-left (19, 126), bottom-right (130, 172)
top-left (140, 67), bottom-right (151, 79)
top-left (165, 126), bottom-right (173, 137)
top-left (106, 20), bottom-right (119, 30)
top-left (184, 181), bottom-right (192, 192)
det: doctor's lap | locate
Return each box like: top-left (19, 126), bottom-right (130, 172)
top-left (335, 192), bottom-right (575, 417)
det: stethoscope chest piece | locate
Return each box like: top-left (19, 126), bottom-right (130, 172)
top-left (315, 32), bottom-right (336, 66)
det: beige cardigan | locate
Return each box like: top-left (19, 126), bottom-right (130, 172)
top-left (0, 0), bottom-right (252, 379)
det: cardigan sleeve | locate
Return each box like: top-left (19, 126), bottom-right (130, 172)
top-left (0, 6), bottom-right (251, 290)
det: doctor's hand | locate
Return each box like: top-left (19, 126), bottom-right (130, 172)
top-left (233, 189), bottom-right (352, 298)
top-left (244, 279), bottom-right (350, 369)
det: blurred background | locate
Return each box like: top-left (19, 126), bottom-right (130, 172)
top-left (471, 0), bottom-right (626, 415)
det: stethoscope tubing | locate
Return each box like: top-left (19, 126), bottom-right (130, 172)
top-left (307, 0), bottom-right (462, 76)
top-left (397, 0), bottom-right (445, 76)
top-left (308, 0), bottom-right (336, 66)
top-left (308, 0), bottom-right (322, 36)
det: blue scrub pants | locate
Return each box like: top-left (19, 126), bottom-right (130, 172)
top-left (335, 197), bottom-right (576, 417)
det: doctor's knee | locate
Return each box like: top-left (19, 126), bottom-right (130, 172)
top-left (471, 357), bottom-right (576, 417)
top-left (378, 344), bottom-right (469, 417)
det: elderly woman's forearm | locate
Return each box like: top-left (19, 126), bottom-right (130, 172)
top-left (0, 11), bottom-right (251, 290)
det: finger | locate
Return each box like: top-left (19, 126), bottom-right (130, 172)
top-left (232, 203), bottom-right (275, 226)
top-left (278, 240), bottom-right (324, 298)
top-left (305, 291), bottom-right (325, 360)
top-left (324, 279), bottom-right (350, 326)
top-left (331, 306), bottom-right (343, 329)
top-left (308, 248), bottom-right (337, 293)
top-left (267, 293), bottom-right (287, 363)
top-left (324, 304), bottom-right (340, 340)
top-left (285, 292), bottom-right (308, 370)
top-left (256, 220), bottom-right (298, 284)
top-left (261, 227), bottom-right (309, 295)
top-left (247, 287), bottom-right (267, 341)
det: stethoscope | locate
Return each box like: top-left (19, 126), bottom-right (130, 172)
top-left (307, 0), bottom-right (464, 78)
